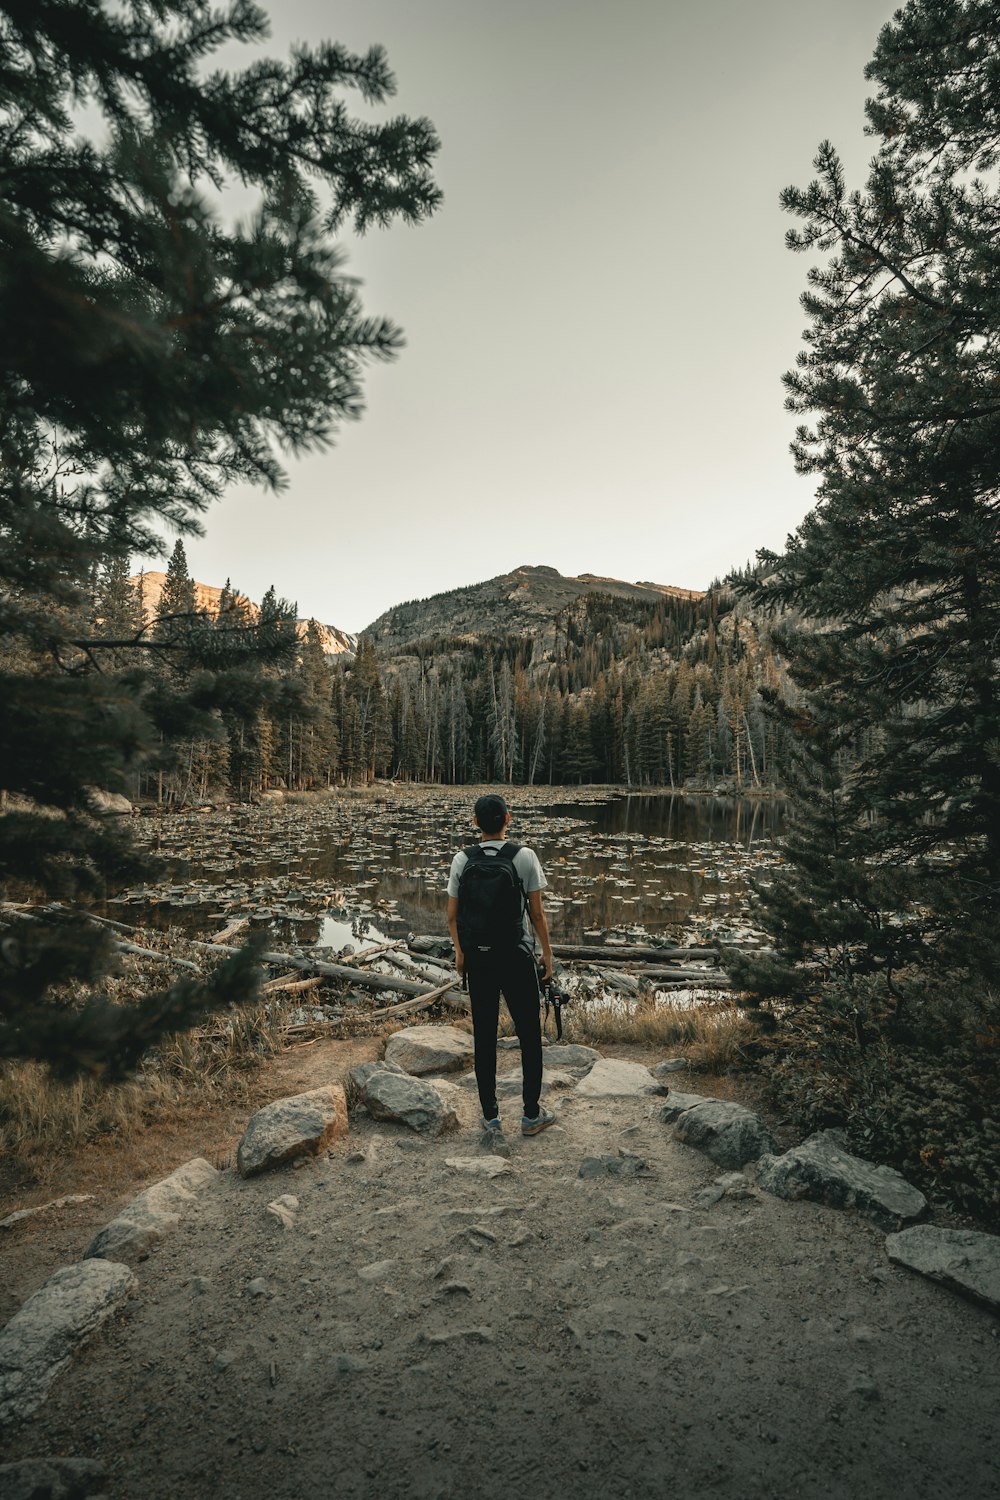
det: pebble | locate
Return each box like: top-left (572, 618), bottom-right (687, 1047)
top-left (246, 1278), bottom-right (269, 1299)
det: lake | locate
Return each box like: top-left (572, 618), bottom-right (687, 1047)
top-left (109, 786), bottom-right (786, 952)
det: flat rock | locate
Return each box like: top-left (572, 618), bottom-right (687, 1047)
top-left (445, 1157), bottom-right (512, 1178)
top-left (350, 1062), bottom-right (458, 1136)
top-left (885, 1226), bottom-right (1000, 1313)
top-left (266, 1194), bottom-right (299, 1229)
top-left (578, 1153), bottom-right (648, 1180)
top-left (754, 1130), bottom-right (926, 1230)
top-left (672, 1099), bottom-right (775, 1169)
top-left (542, 1044), bottom-right (601, 1072)
top-left (237, 1085), bottom-right (348, 1178)
top-left (575, 1058), bottom-right (665, 1099)
top-left (0, 1457), bottom-right (107, 1499)
top-left (0, 1260), bottom-right (136, 1424)
top-left (83, 1157), bottom-right (219, 1262)
top-left (658, 1089), bottom-right (713, 1123)
top-left (384, 1024), bottom-right (475, 1076)
top-left (458, 1067), bottom-right (578, 1098)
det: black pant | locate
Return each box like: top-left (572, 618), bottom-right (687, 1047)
top-left (466, 948), bottom-right (543, 1121)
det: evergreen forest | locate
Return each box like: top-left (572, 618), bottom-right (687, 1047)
top-left (87, 545), bottom-right (786, 802)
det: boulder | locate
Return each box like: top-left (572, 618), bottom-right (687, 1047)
top-left (0, 1260), bottom-right (136, 1425)
top-left (541, 1043), bottom-right (601, 1072)
top-left (885, 1226), bottom-right (1000, 1313)
top-left (349, 1061), bottom-right (458, 1136)
top-left (0, 1457), bottom-right (107, 1499)
top-left (659, 1089), bottom-right (713, 1123)
top-left (84, 1156), bottom-right (220, 1262)
top-left (237, 1085), bottom-right (348, 1178)
top-left (753, 1130), bottom-right (926, 1230)
top-left (384, 1024), bottom-right (474, 1076)
top-left (672, 1099), bottom-right (775, 1169)
top-left (652, 1057), bottom-right (689, 1077)
top-left (575, 1058), bottom-right (666, 1099)
top-left (457, 1067), bottom-right (579, 1098)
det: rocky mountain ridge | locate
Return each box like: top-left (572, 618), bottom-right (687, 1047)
top-left (363, 563), bottom-right (704, 656)
top-left (131, 571), bottom-right (356, 657)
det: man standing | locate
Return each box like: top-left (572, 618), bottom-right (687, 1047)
top-left (446, 793), bottom-right (557, 1152)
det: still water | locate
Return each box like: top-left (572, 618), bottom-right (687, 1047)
top-left (117, 791), bottom-right (786, 949)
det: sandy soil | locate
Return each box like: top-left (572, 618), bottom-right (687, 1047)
top-left (2, 1040), bottom-right (998, 1500)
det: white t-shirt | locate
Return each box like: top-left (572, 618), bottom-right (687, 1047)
top-left (447, 840), bottom-right (548, 953)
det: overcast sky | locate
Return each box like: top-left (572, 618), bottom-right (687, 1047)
top-left (161, 0), bottom-right (901, 633)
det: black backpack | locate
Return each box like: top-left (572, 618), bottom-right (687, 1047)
top-left (456, 842), bottom-right (527, 961)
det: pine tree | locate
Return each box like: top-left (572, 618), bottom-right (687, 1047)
top-left (0, 1), bottom-right (440, 1071)
top-left (736, 0), bottom-right (1000, 997)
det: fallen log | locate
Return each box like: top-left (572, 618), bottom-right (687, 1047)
top-left (192, 939), bottom-right (450, 998)
top-left (367, 977), bottom-right (462, 1022)
top-left (211, 916), bottom-right (250, 945)
top-left (261, 973), bottom-right (325, 996)
top-left (584, 964), bottom-right (730, 984)
top-left (338, 940), bottom-right (405, 966)
top-left (554, 942), bottom-right (720, 963)
top-left (114, 939), bottom-right (202, 974)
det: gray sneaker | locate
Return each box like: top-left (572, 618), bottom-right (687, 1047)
top-left (480, 1118), bottom-right (511, 1157)
top-left (521, 1105), bottom-right (557, 1136)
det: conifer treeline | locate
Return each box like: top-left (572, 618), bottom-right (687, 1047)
top-left (95, 544), bottom-right (787, 801)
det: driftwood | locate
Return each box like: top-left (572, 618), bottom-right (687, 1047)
top-left (367, 977), bottom-right (462, 1021)
top-left (554, 942), bottom-right (720, 963)
top-left (211, 916), bottom-right (250, 945)
top-left (586, 963), bottom-right (731, 984)
top-left (113, 939), bottom-right (202, 974)
top-left (342, 941), bottom-right (406, 966)
top-left (192, 939), bottom-right (449, 998)
top-left (261, 973), bottom-right (325, 996)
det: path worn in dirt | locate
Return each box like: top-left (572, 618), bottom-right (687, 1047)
top-left (2, 1042), bottom-right (998, 1500)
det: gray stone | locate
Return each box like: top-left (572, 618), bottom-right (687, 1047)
top-left (350, 1062), bottom-right (458, 1136)
top-left (384, 1023), bottom-right (475, 1076)
top-left (575, 1058), bottom-right (666, 1099)
top-left (652, 1057), bottom-right (689, 1076)
top-left (237, 1084), bottom-right (348, 1177)
top-left (672, 1099), bottom-right (775, 1169)
top-left (885, 1226), bottom-right (1000, 1313)
top-left (246, 1278), bottom-right (269, 1299)
top-left (444, 1157), bottom-right (512, 1179)
top-left (0, 1260), bottom-right (136, 1424)
top-left (0, 1457), bottom-right (107, 1499)
top-left (84, 1156), bottom-right (219, 1262)
top-left (658, 1089), bottom-right (713, 1123)
top-left (457, 1067), bottom-right (577, 1097)
top-left (578, 1152), bottom-right (648, 1180)
top-left (542, 1044), bottom-right (601, 1072)
top-left (357, 1260), bottom-right (396, 1283)
top-left (754, 1131), bottom-right (926, 1231)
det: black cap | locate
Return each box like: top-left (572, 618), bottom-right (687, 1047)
top-left (473, 794), bottom-right (508, 835)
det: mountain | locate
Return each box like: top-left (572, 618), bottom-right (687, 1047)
top-left (363, 564), bottom-right (704, 656)
top-left (132, 571), bottom-right (356, 656)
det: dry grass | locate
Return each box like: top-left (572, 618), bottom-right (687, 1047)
top-left (542, 994), bottom-right (754, 1071)
top-left (0, 915), bottom-right (293, 1168)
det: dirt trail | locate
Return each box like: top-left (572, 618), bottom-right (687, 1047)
top-left (2, 1044), bottom-right (998, 1500)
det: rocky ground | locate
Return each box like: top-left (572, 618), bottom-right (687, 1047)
top-left (1, 1037), bottom-right (998, 1500)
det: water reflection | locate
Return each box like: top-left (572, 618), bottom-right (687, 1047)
top-left (114, 791), bottom-right (786, 948)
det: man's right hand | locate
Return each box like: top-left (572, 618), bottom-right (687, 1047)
top-left (454, 947), bottom-right (465, 979)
